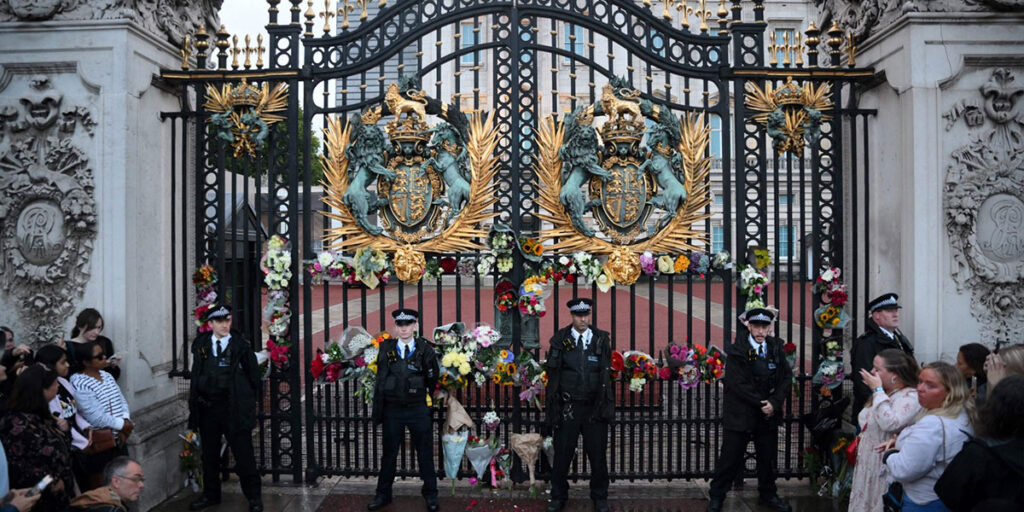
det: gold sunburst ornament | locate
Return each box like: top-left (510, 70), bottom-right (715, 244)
top-left (319, 111), bottom-right (500, 282)
top-left (745, 76), bottom-right (832, 157)
top-left (534, 104), bottom-right (713, 285)
top-left (204, 79), bottom-right (288, 157)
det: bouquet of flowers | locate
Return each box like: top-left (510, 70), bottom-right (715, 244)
top-left (510, 433), bottom-right (543, 496)
top-left (311, 326), bottom-right (379, 384)
top-left (747, 246), bottom-right (772, 270)
top-left (813, 267), bottom-right (848, 307)
top-left (518, 237), bottom-right (544, 263)
top-left (687, 252), bottom-right (711, 275)
top-left (739, 265), bottom-right (770, 310)
top-left (712, 250), bottom-right (733, 270)
top-left (192, 265), bottom-right (218, 333)
top-left (442, 430), bottom-right (468, 495)
top-left (433, 322), bottom-right (466, 347)
top-left (514, 353), bottom-right (546, 409)
top-left (465, 434), bottom-right (500, 481)
top-left (353, 247), bottom-right (391, 289)
top-left (423, 258), bottom-right (443, 280)
top-left (814, 304), bottom-right (851, 329)
top-left (476, 254), bottom-right (495, 276)
top-left (487, 225), bottom-right (516, 273)
top-left (306, 251), bottom-right (360, 284)
top-left (518, 276), bottom-right (547, 317)
top-left (784, 341), bottom-right (798, 369)
top-left (485, 349), bottom-right (517, 386)
top-left (620, 350), bottom-right (659, 392)
top-left (494, 280), bottom-right (518, 313)
top-left (639, 251), bottom-right (658, 275)
top-left (179, 430), bottom-right (202, 491)
top-left (694, 345), bottom-right (725, 385)
top-left (351, 332), bottom-right (388, 404)
top-left (261, 235), bottom-right (292, 367)
top-left (438, 346), bottom-right (474, 395)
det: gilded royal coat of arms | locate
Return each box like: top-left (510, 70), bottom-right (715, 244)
top-left (535, 77), bottom-right (712, 284)
top-left (320, 76), bottom-right (499, 282)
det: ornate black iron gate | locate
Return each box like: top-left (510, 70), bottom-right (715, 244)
top-left (162, 0), bottom-right (874, 484)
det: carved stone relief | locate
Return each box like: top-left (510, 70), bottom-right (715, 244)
top-left (0, 0), bottom-right (223, 45)
top-left (814, 0), bottom-right (1024, 43)
top-left (944, 68), bottom-right (1024, 345)
top-left (0, 72), bottom-right (97, 345)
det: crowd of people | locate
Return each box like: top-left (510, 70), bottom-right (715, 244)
top-left (845, 294), bottom-right (1024, 512)
top-left (1, 310), bottom-right (143, 512)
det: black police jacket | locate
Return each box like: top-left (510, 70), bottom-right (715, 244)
top-left (544, 325), bottom-right (614, 427)
top-left (721, 333), bottom-right (792, 432)
top-left (850, 318), bottom-right (913, 418)
top-left (371, 336), bottom-right (439, 425)
top-left (187, 330), bottom-right (260, 432)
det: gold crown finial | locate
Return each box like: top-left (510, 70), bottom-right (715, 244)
top-left (361, 106), bottom-right (382, 125)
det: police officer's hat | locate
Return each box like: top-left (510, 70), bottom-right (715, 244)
top-left (566, 297), bottom-right (593, 315)
top-left (206, 304), bottom-right (232, 321)
top-left (739, 307), bottom-right (775, 326)
top-left (391, 308), bottom-right (419, 325)
top-left (867, 293), bottom-right (901, 314)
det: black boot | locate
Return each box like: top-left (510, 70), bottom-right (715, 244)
top-left (188, 497), bottom-right (221, 511)
top-left (425, 495), bottom-right (440, 512)
top-left (757, 494), bottom-right (792, 512)
top-left (547, 499), bottom-right (566, 512)
top-left (706, 496), bottom-right (724, 512)
top-left (367, 495), bottom-right (392, 511)
top-left (593, 498), bottom-right (610, 512)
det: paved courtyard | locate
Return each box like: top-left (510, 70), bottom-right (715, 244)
top-left (152, 476), bottom-right (846, 512)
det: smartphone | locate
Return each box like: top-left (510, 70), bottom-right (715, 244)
top-left (25, 475), bottom-right (53, 497)
top-left (108, 354), bottom-right (122, 364)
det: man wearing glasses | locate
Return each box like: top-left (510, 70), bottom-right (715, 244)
top-left (187, 304), bottom-right (263, 512)
top-left (67, 457), bottom-right (145, 511)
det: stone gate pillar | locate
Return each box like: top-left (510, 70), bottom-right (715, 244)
top-left (828, 1), bottom-right (1024, 359)
top-left (0, 2), bottom-right (220, 509)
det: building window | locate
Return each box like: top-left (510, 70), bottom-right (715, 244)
top-left (563, 25), bottom-right (585, 63)
top-left (779, 225), bottom-right (794, 259)
top-left (773, 28), bottom-right (795, 63)
top-left (714, 194), bottom-right (723, 208)
top-left (461, 24), bottom-right (479, 65)
top-left (709, 115), bottom-right (722, 159)
top-left (712, 225), bottom-right (724, 254)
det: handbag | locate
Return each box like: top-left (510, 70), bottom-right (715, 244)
top-left (845, 435), bottom-right (859, 466)
top-left (85, 427), bottom-right (117, 454)
top-left (882, 481), bottom-right (903, 512)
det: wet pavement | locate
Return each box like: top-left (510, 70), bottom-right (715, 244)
top-left (151, 477), bottom-right (847, 512)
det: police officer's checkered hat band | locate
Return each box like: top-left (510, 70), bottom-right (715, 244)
top-left (867, 293), bottom-right (901, 314)
top-left (207, 305), bottom-right (232, 320)
top-left (739, 307), bottom-right (775, 325)
top-left (391, 308), bottom-right (419, 323)
top-left (748, 312), bottom-right (773, 323)
top-left (566, 298), bottom-right (593, 314)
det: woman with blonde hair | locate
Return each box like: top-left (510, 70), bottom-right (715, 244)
top-left (986, 344), bottom-right (1024, 388)
top-left (849, 349), bottom-right (923, 512)
top-left (880, 361), bottom-right (974, 512)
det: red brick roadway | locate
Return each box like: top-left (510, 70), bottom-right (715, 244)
top-left (287, 281), bottom-right (814, 372)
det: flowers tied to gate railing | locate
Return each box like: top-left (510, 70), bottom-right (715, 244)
top-left (261, 235), bottom-right (292, 367)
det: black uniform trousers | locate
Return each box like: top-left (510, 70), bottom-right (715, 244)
top-left (198, 400), bottom-right (261, 502)
top-left (709, 422), bottom-right (779, 499)
top-left (550, 401), bottom-right (609, 501)
top-left (375, 402), bottom-right (438, 499)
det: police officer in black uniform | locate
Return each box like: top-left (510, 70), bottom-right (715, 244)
top-left (850, 292), bottom-right (913, 429)
top-left (707, 307), bottom-right (792, 512)
top-left (545, 298), bottom-right (614, 512)
top-left (368, 308), bottom-right (440, 512)
top-left (187, 304), bottom-right (263, 512)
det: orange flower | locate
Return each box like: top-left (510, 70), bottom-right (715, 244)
top-left (674, 255), bottom-right (690, 273)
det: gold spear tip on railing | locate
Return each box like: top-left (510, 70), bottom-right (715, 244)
top-left (845, 32), bottom-right (857, 68)
top-left (180, 35), bottom-right (192, 70)
top-left (319, 0), bottom-right (335, 35)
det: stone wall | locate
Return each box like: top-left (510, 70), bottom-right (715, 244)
top-left (0, 15), bottom-right (199, 510)
top-left (853, 12), bottom-right (1024, 361)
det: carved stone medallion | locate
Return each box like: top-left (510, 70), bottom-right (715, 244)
top-left (0, 73), bottom-right (97, 345)
top-left (944, 68), bottom-right (1024, 344)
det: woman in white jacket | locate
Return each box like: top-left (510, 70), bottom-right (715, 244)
top-left (880, 362), bottom-right (975, 512)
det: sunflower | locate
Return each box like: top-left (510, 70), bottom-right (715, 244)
top-left (496, 362), bottom-right (507, 373)
top-left (492, 373), bottom-right (501, 384)
top-left (500, 349), bottom-right (509, 360)
top-left (506, 363), bottom-right (517, 375)
top-left (533, 243), bottom-right (543, 256)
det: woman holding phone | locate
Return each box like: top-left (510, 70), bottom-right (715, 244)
top-left (0, 364), bottom-right (74, 511)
